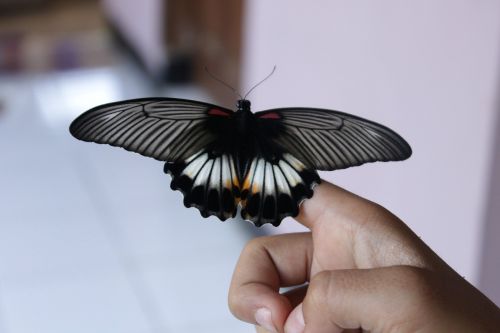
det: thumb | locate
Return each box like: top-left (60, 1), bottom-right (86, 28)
top-left (285, 266), bottom-right (434, 333)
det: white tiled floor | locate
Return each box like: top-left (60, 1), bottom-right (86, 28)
top-left (0, 64), bottom-right (255, 333)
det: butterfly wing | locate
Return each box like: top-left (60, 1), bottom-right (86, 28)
top-left (164, 149), bottom-right (241, 220)
top-left (70, 100), bottom-right (412, 226)
top-left (255, 108), bottom-right (412, 170)
top-left (69, 97), bottom-right (233, 162)
top-left (239, 153), bottom-right (320, 227)
top-left (70, 97), bottom-right (241, 220)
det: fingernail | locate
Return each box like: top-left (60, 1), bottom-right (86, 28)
top-left (285, 304), bottom-right (305, 333)
top-left (255, 307), bottom-right (278, 333)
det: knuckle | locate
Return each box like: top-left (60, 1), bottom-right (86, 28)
top-left (394, 266), bottom-right (429, 289)
top-left (306, 271), bottom-right (333, 308)
top-left (242, 236), bottom-right (274, 255)
top-left (305, 270), bottom-right (354, 318)
top-left (227, 284), bottom-right (250, 319)
top-left (383, 266), bottom-right (442, 330)
top-left (227, 287), bottom-right (239, 312)
top-left (227, 298), bottom-right (241, 319)
top-left (392, 266), bottom-right (437, 305)
top-left (367, 202), bottom-right (396, 222)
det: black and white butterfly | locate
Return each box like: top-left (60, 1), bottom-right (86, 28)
top-left (69, 97), bottom-right (411, 227)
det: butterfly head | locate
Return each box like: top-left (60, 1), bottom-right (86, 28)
top-left (237, 99), bottom-right (252, 113)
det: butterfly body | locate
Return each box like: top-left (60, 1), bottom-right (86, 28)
top-left (205, 99), bottom-right (285, 178)
top-left (70, 97), bottom-right (411, 227)
top-left (162, 99), bottom-right (317, 226)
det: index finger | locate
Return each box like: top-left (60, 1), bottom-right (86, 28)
top-left (298, 180), bottom-right (447, 272)
top-left (297, 180), bottom-right (379, 229)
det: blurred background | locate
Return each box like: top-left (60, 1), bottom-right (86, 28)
top-left (0, 0), bottom-right (499, 332)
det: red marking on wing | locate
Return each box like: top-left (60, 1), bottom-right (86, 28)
top-left (259, 112), bottom-right (281, 119)
top-left (208, 108), bottom-right (230, 117)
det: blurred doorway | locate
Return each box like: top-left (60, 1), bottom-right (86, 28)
top-left (166, 0), bottom-right (244, 106)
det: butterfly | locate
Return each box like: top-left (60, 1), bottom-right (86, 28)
top-left (69, 97), bottom-right (412, 227)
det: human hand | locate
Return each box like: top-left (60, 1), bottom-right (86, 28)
top-left (228, 181), bottom-right (500, 332)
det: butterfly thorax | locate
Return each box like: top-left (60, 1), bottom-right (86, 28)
top-left (237, 99), bottom-right (251, 111)
top-left (231, 99), bottom-right (286, 179)
top-left (236, 99), bottom-right (251, 112)
top-left (232, 100), bottom-right (257, 178)
top-left (234, 99), bottom-right (253, 130)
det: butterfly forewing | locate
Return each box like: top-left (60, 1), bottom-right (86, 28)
top-left (69, 98), bottom-right (233, 162)
top-left (256, 108), bottom-right (412, 171)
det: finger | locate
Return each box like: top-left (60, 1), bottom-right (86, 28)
top-left (296, 181), bottom-right (387, 271)
top-left (252, 286), bottom-right (309, 333)
top-left (297, 266), bottom-right (433, 333)
top-left (256, 325), bottom-right (273, 333)
top-left (285, 303), bottom-right (362, 333)
top-left (229, 233), bottom-right (313, 332)
top-left (298, 180), bottom-right (446, 271)
top-left (283, 304), bottom-right (304, 333)
top-left (296, 180), bottom-right (377, 230)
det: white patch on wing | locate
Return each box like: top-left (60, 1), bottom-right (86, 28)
top-left (243, 155), bottom-right (307, 197)
top-left (229, 156), bottom-right (239, 186)
top-left (252, 158), bottom-right (265, 191)
top-left (193, 158), bottom-right (214, 187)
top-left (273, 165), bottom-right (291, 195)
top-left (222, 154), bottom-right (231, 188)
top-left (242, 158), bottom-right (257, 192)
top-left (182, 152), bottom-right (237, 189)
top-left (209, 157), bottom-right (221, 189)
top-left (182, 152), bottom-right (208, 177)
top-left (278, 160), bottom-right (301, 186)
top-left (264, 162), bottom-right (274, 196)
top-left (283, 153), bottom-right (305, 171)
top-left (185, 150), bottom-right (202, 163)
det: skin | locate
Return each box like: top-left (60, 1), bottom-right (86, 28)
top-left (228, 181), bottom-right (500, 333)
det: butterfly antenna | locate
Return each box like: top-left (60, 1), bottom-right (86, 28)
top-left (243, 65), bottom-right (277, 100)
top-left (204, 66), bottom-right (243, 100)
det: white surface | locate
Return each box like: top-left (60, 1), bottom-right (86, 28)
top-left (0, 68), bottom-right (254, 333)
top-left (241, 0), bottom-right (500, 284)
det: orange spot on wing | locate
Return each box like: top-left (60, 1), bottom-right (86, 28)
top-left (233, 176), bottom-right (240, 188)
top-left (242, 176), bottom-right (251, 190)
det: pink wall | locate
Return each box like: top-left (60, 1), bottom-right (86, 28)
top-left (241, 0), bottom-right (500, 286)
top-left (480, 98), bottom-right (500, 305)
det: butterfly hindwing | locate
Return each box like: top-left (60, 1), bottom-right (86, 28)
top-left (240, 153), bottom-right (320, 227)
top-left (164, 149), bottom-right (241, 220)
top-left (69, 98), bottom-right (233, 162)
top-left (256, 108), bottom-right (412, 170)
